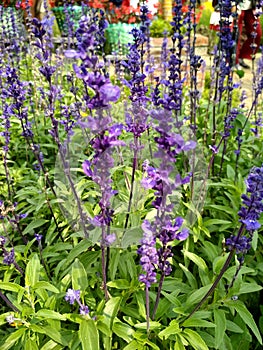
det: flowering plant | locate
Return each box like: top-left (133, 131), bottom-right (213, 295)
top-left (89, 0), bottom-right (141, 24)
top-left (49, 0), bottom-right (83, 7)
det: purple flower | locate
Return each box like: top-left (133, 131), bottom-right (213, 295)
top-left (34, 233), bottom-right (43, 242)
top-left (79, 305), bottom-right (90, 315)
top-left (65, 289), bottom-right (81, 305)
top-left (104, 234), bottom-right (116, 246)
top-left (3, 248), bottom-right (15, 265)
top-left (226, 235), bottom-right (251, 255)
top-left (82, 160), bottom-right (93, 177)
top-left (99, 83), bottom-right (120, 103)
top-left (137, 220), bottom-right (158, 288)
top-left (0, 236), bottom-right (6, 247)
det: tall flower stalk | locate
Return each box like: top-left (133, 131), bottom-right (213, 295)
top-left (138, 109), bottom-right (195, 329)
top-left (185, 164), bottom-right (263, 320)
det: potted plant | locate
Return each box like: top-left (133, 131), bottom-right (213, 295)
top-left (50, 0), bottom-right (88, 36)
top-left (0, 0), bottom-right (27, 38)
top-left (89, 0), bottom-right (141, 55)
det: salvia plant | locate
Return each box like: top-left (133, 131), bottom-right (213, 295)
top-left (0, 0), bottom-right (263, 349)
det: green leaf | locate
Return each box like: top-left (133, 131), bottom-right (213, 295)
top-left (204, 219), bottom-right (232, 227)
top-left (213, 254), bottom-right (230, 275)
top-left (36, 309), bottom-right (66, 321)
top-left (24, 337), bottom-right (39, 350)
top-left (174, 335), bottom-right (187, 350)
top-left (251, 231), bottom-right (258, 251)
top-left (158, 320), bottom-right (181, 339)
top-left (179, 263), bottom-right (198, 289)
top-left (113, 320), bottom-right (134, 343)
top-left (30, 325), bottom-right (68, 346)
top-left (226, 320), bottom-right (243, 334)
top-left (0, 282), bottom-right (24, 294)
top-left (107, 279), bottom-right (130, 289)
top-left (183, 251), bottom-right (208, 272)
top-left (66, 240), bottom-right (93, 266)
top-left (25, 253), bottom-right (40, 287)
top-left (79, 319), bottom-right (99, 350)
top-left (135, 292), bottom-right (146, 320)
top-left (0, 328), bottom-right (26, 350)
top-left (40, 340), bottom-right (64, 350)
top-left (134, 321), bottom-right (161, 330)
top-left (230, 301), bottom-right (262, 344)
top-left (72, 259), bottom-right (88, 291)
top-left (182, 329), bottom-right (209, 350)
top-left (182, 318), bottom-right (215, 328)
top-left (185, 284), bottom-right (213, 306)
top-left (33, 281), bottom-right (59, 293)
top-left (103, 297), bottom-right (122, 331)
top-left (23, 219), bottom-right (48, 235)
top-left (123, 340), bottom-right (144, 350)
top-left (238, 282), bottom-right (262, 294)
top-left (214, 309), bottom-right (226, 349)
top-left (161, 290), bottom-right (181, 307)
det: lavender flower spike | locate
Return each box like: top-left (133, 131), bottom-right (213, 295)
top-left (137, 220), bottom-right (158, 288)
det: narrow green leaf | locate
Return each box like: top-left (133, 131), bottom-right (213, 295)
top-left (0, 328), bottom-right (26, 350)
top-left (113, 320), bottom-right (134, 343)
top-left (134, 321), bottom-right (161, 329)
top-left (30, 325), bottom-right (67, 346)
top-left (123, 340), bottom-right (144, 350)
top-left (0, 282), bottom-right (24, 294)
top-left (174, 335), bottom-right (186, 350)
top-left (204, 219), bottom-right (232, 227)
top-left (185, 284), bottom-right (213, 306)
top-left (36, 309), bottom-right (66, 321)
top-left (179, 263), bottom-right (198, 289)
top-left (40, 340), bottom-right (64, 350)
top-left (107, 279), bottom-right (130, 289)
top-left (226, 320), bottom-right (243, 334)
top-left (183, 251), bottom-right (208, 272)
top-left (238, 283), bottom-right (262, 295)
top-left (103, 297), bottom-right (122, 331)
top-left (23, 219), bottom-right (48, 235)
top-left (214, 309), bottom-right (226, 349)
top-left (72, 259), bottom-right (88, 291)
top-left (24, 337), bottom-right (38, 350)
top-left (158, 320), bottom-right (181, 340)
top-left (231, 301), bottom-right (262, 344)
top-left (79, 319), bottom-right (99, 350)
top-left (33, 282), bottom-right (59, 293)
top-left (182, 318), bottom-right (215, 328)
top-left (182, 329), bottom-right (209, 350)
top-left (25, 253), bottom-right (40, 287)
top-left (67, 240), bottom-right (93, 266)
top-left (135, 292), bottom-right (146, 319)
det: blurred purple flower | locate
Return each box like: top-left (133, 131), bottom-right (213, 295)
top-left (65, 289), bottom-right (80, 305)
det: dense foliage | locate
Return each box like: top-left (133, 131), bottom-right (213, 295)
top-left (0, 1), bottom-right (263, 349)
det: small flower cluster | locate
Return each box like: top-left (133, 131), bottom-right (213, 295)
top-left (65, 289), bottom-right (89, 315)
top-left (0, 236), bottom-right (15, 265)
top-left (226, 165), bottom-right (263, 260)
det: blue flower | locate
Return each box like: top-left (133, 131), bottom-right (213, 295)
top-left (65, 289), bottom-right (81, 305)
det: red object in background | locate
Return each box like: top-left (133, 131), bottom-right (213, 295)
top-left (122, 0), bottom-right (129, 7)
top-left (20, 0), bottom-right (33, 9)
top-left (1, 0), bottom-right (33, 8)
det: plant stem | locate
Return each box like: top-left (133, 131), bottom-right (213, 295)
top-left (152, 271), bottom-right (165, 320)
top-left (184, 222), bottom-right (245, 321)
top-left (0, 290), bottom-right (19, 312)
top-left (145, 286), bottom-right (150, 334)
top-left (124, 137), bottom-right (138, 230)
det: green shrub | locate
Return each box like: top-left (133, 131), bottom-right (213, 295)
top-left (150, 18), bottom-right (172, 37)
